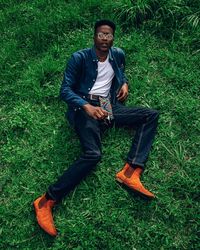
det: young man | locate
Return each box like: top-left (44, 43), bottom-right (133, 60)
top-left (34, 20), bottom-right (159, 236)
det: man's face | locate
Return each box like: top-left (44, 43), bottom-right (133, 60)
top-left (94, 25), bottom-right (114, 53)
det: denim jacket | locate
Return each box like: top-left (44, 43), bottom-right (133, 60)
top-left (60, 46), bottom-right (128, 126)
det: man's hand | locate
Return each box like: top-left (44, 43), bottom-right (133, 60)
top-left (117, 83), bottom-right (128, 101)
top-left (83, 104), bottom-right (108, 120)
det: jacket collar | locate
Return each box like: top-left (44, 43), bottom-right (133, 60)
top-left (91, 46), bottom-right (114, 62)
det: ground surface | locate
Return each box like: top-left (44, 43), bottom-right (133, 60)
top-left (1, 1), bottom-right (199, 249)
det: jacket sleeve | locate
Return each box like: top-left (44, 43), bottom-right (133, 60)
top-left (115, 47), bottom-right (128, 85)
top-left (60, 53), bottom-right (88, 107)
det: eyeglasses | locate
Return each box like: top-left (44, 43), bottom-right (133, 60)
top-left (96, 32), bottom-right (114, 41)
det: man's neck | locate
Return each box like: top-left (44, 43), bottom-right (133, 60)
top-left (95, 49), bottom-right (108, 62)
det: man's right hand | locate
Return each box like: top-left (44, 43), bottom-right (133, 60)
top-left (83, 104), bottom-right (108, 120)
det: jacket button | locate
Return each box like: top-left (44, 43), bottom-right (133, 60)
top-left (93, 79), bottom-right (95, 82)
top-left (88, 88), bottom-right (90, 90)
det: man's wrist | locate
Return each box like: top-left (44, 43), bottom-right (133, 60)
top-left (83, 103), bottom-right (91, 111)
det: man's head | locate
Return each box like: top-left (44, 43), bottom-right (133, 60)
top-left (94, 20), bottom-right (116, 35)
top-left (94, 20), bottom-right (116, 54)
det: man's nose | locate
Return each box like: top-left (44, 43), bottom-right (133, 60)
top-left (102, 36), bottom-right (108, 41)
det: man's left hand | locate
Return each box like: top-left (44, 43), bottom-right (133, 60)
top-left (117, 83), bottom-right (128, 101)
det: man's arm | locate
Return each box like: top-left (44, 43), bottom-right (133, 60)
top-left (117, 83), bottom-right (128, 101)
top-left (60, 53), bottom-right (89, 108)
top-left (116, 48), bottom-right (129, 101)
top-left (60, 53), bottom-right (108, 120)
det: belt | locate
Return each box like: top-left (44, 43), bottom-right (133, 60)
top-left (85, 94), bottom-right (100, 101)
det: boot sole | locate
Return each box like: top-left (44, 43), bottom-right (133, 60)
top-left (116, 177), bottom-right (123, 184)
top-left (116, 177), bottom-right (155, 199)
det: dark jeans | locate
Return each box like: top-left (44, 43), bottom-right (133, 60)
top-left (47, 102), bottom-right (159, 201)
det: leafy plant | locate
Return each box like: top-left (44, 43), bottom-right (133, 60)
top-left (114, 0), bottom-right (200, 47)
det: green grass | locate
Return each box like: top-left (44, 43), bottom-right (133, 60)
top-left (1, 0), bottom-right (200, 249)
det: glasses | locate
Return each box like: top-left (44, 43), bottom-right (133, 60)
top-left (96, 32), bottom-right (114, 41)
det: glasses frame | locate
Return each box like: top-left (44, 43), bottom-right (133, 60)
top-left (96, 32), bottom-right (114, 41)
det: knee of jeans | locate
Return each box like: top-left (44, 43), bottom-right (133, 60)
top-left (150, 109), bottom-right (160, 120)
top-left (84, 150), bottom-right (102, 162)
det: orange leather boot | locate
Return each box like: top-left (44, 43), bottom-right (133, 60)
top-left (116, 163), bottom-right (155, 198)
top-left (33, 194), bottom-right (57, 236)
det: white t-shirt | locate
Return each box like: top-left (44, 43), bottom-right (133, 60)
top-left (89, 56), bottom-right (115, 97)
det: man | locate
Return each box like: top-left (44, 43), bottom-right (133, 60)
top-left (34, 20), bottom-right (159, 236)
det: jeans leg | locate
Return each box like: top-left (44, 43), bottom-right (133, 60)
top-left (47, 110), bottom-right (102, 201)
top-left (113, 103), bottom-right (159, 168)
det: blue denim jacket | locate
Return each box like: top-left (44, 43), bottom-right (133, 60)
top-left (60, 46), bottom-right (128, 126)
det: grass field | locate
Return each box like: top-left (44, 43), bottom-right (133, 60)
top-left (1, 0), bottom-right (200, 249)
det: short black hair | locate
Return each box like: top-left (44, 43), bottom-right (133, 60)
top-left (94, 19), bottom-right (116, 34)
